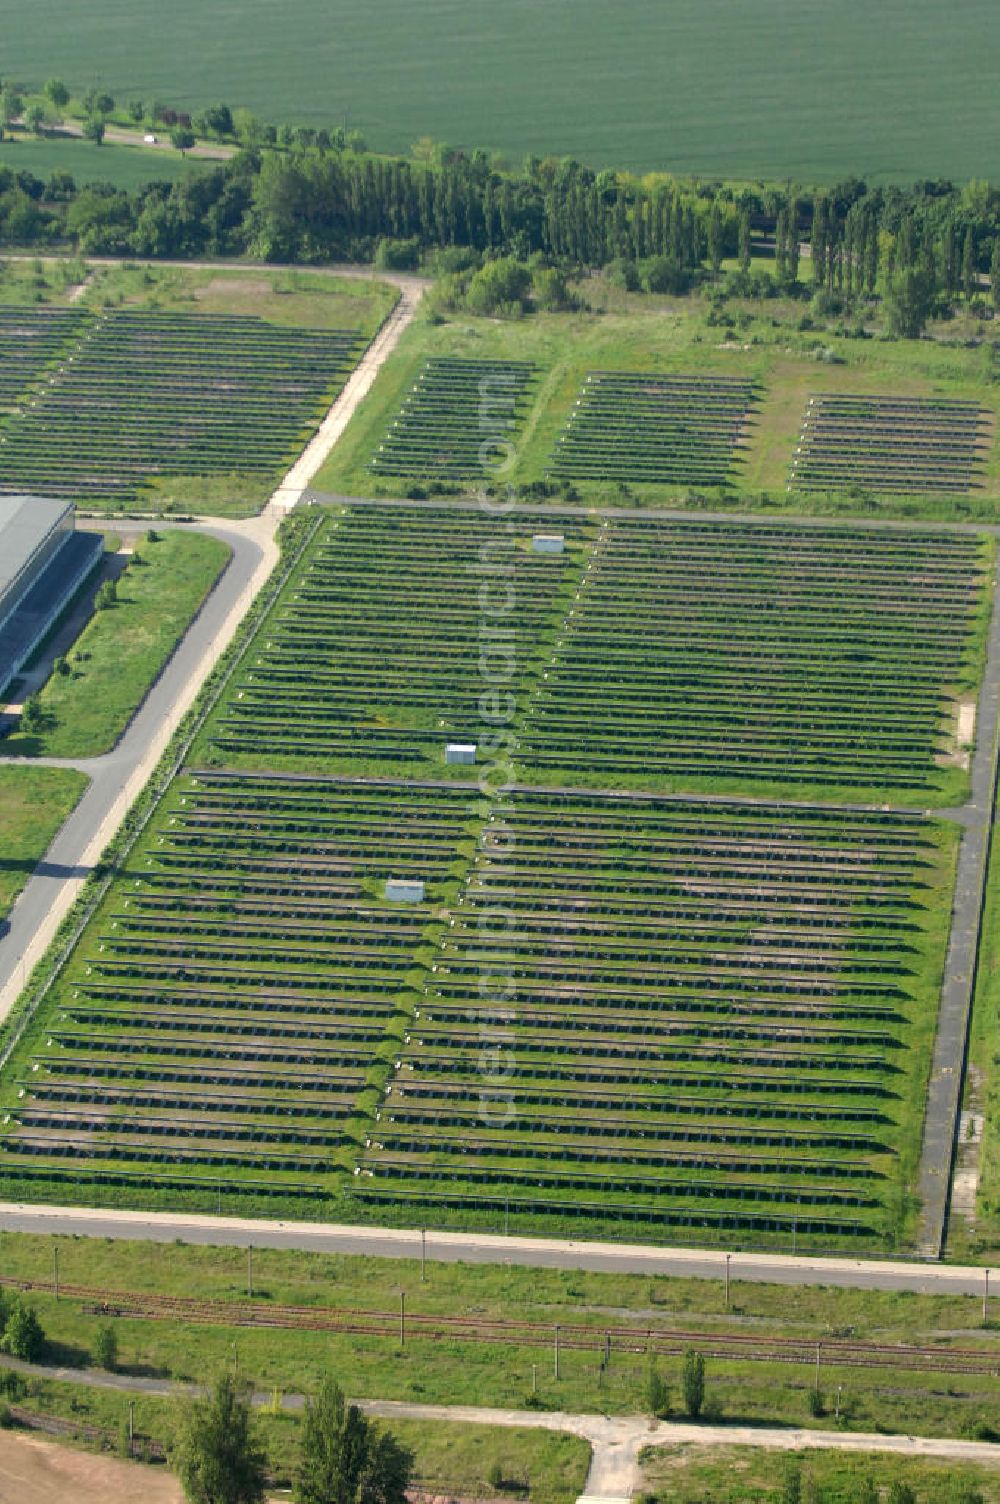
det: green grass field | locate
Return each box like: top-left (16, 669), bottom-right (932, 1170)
top-left (639, 1446), bottom-right (1000, 1504)
top-left (0, 135), bottom-right (209, 190)
top-left (5, 0), bottom-right (1000, 179)
top-left (5, 531), bottom-right (230, 760)
top-left (0, 767), bottom-right (89, 921)
top-left (1, 1230), bottom-right (999, 1441)
top-left (0, 258), bottom-right (88, 306)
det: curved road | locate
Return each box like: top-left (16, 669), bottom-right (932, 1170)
top-left (0, 263), bottom-right (424, 1022)
top-left (0, 514), bottom-right (276, 1021)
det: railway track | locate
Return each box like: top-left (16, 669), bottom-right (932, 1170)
top-left (3, 1274), bottom-right (998, 1377)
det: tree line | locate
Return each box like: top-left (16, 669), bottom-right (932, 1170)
top-left (3, 102), bottom-right (1000, 324)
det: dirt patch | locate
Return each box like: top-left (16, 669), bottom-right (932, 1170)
top-left (937, 700), bottom-right (977, 769)
top-left (194, 277), bottom-right (273, 302)
top-left (958, 700), bottom-right (977, 746)
top-left (0, 1431), bottom-right (182, 1504)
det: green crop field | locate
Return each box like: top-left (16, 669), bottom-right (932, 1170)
top-left (5, 0), bottom-right (1000, 180)
top-left (0, 136), bottom-right (209, 190)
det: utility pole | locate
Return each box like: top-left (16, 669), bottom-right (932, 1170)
top-left (604, 1331), bottom-right (611, 1368)
top-left (420, 1228), bottom-right (426, 1282)
top-left (725, 1252), bottom-right (731, 1311)
top-left (128, 1400), bottom-right (134, 1453)
top-left (399, 1289), bottom-right (406, 1347)
top-left (53, 1246), bottom-right (59, 1300)
top-left (984, 1268), bottom-right (991, 1326)
top-left (835, 1384), bottom-right (842, 1421)
top-left (247, 1244), bottom-right (253, 1299)
top-left (554, 1324), bottom-right (561, 1380)
top-left (815, 1342), bottom-right (821, 1392)
top-left (531, 1363), bottom-right (537, 1393)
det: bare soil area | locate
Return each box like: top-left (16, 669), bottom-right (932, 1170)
top-left (0, 1431), bottom-right (182, 1504)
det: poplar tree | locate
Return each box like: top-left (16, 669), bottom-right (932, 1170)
top-left (962, 228), bottom-right (975, 300)
top-left (738, 209), bottom-right (751, 274)
top-left (942, 222), bottom-right (957, 295)
top-left (174, 1371), bottom-right (266, 1504)
top-left (787, 196), bottom-right (800, 283)
top-left (811, 196), bottom-right (828, 286)
top-left (774, 206), bottom-right (787, 281)
top-left (707, 201), bottom-right (723, 274)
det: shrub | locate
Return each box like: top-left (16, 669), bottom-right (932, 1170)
top-left (533, 266), bottom-right (574, 311)
top-left (19, 695), bottom-right (43, 734)
top-left (432, 245), bottom-right (481, 276)
top-left (640, 256), bottom-right (690, 295)
top-left (807, 1386), bottom-right (825, 1417)
top-left (963, 1420), bottom-right (1000, 1443)
top-left (781, 1462), bottom-right (802, 1504)
top-left (464, 257), bottom-right (531, 316)
top-left (681, 1348), bottom-right (705, 1418)
top-left (605, 257), bottom-right (639, 291)
top-left (374, 236), bottom-right (421, 271)
top-left (94, 1323), bottom-right (119, 1371)
top-left (646, 1364), bottom-right (670, 1419)
top-left (95, 578), bottom-right (118, 610)
top-left (1, 1301), bottom-right (45, 1362)
top-left (0, 1370), bottom-right (26, 1400)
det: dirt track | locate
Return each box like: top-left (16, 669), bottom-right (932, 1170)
top-left (0, 1431), bottom-right (182, 1504)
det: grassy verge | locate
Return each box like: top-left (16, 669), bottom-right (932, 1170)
top-left (313, 282), bottom-right (1000, 521)
top-left (639, 1445), bottom-right (1000, 1504)
top-left (1, 1376), bottom-right (591, 1504)
top-left (0, 254), bottom-right (89, 305)
top-left (5, 531), bottom-right (230, 759)
top-left (1, 1232), bottom-right (998, 1440)
top-left (81, 262), bottom-right (400, 340)
top-left (0, 767), bottom-right (89, 921)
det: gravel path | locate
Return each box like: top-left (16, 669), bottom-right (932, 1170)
top-left (915, 559), bottom-right (1000, 1255)
top-left (0, 272), bottom-right (425, 1024)
top-left (2, 1353), bottom-right (1000, 1501)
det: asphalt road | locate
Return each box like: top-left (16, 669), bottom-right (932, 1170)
top-left (0, 1202), bottom-right (995, 1297)
top-left (0, 517), bottom-right (269, 1017)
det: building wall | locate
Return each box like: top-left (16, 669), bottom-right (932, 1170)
top-left (0, 503), bottom-right (74, 640)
